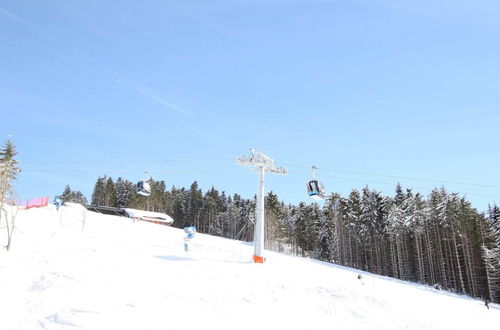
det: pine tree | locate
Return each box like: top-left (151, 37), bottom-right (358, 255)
top-left (387, 186), bottom-right (408, 279)
top-left (60, 185), bottom-right (72, 203)
top-left (91, 176), bottom-right (107, 206)
top-left (104, 177), bottom-right (116, 207)
top-left (204, 186), bottom-right (222, 235)
top-left (115, 178), bottom-right (135, 208)
top-left (264, 191), bottom-right (286, 252)
top-left (458, 198), bottom-right (484, 298)
top-left (482, 204), bottom-right (500, 303)
top-left (345, 190), bottom-right (362, 269)
top-left (225, 197), bottom-right (241, 240)
top-left (186, 181), bottom-right (203, 229)
top-left (168, 186), bottom-right (188, 229)
top-left (293, 202), bottom-right (320, 257)
top-left (217, 191), bottom-right (230, 237)
top-left (408, 193), bottom-right (427, 283)
top-left (70, 191), bottom-right (88, 205)
top-left (58, 185), bottom-right (87, 205)
top-left (236, 196), bottom-right (255, 242)
top-left (319, 194), bottom-right (341, 263)
top-left (0, 138), bottom-right (21, 251)
top-left (0, 139), bottom-right (21, 193)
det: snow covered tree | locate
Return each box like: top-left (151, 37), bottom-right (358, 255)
top-left (264, 191), bottom-right (287, 252)
top-left (0, 139), bottom-right (20, 185)
top-left (104, 177), bottom-right (116, 207)
top-left (167, 186), bottom-right (188, 229)
top-left (114, 177), bottom-right (135, 208)
top-left (91, 176), bottom-right (116, 207)
top-left (457, 198), bottom-right (485, 298)
top-left (225, 197), bottom-right (243, 240)
top-left (360, 187), bottom-right (385, 272)
top-left (58, 185), bottom-right (87, 205)
top-left (186, 181), bottom-right (203, 229)
top-left (387, 185), bottom-right (412, 280)
top-left (407, 193), bottom-right (427, 283)
top-left (91, 176), bottom-right (107, 206)
top-left (293, 202), bottom-right (320, 257)
top-left (318, 194), bottom-right (342, 263)
top-left (60, 185), bottom-right (72, 203)
top-left (236, 196), bottom-right (255, 242)
top-left (426, 189), bottom-right (449, 288)
top-left (482, 204), bottom-right (500, 303)
top-left (203, 186), bottom-right (223, 235)
top-left (211, 191), bottom-right (229, 237)
top-left (0, 138), bottom-right (21, 250)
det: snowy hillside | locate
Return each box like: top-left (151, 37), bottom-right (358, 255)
top-left (1, 204), bottom-right (498, 330)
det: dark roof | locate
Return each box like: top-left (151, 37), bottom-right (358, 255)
top-left (85, 205), bottom-right (127, 217)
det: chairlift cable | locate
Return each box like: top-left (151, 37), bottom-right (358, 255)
top-left (21, 168), bottom-right (247, 174)
top-left (20, 157), bottom-right (235, 165)
top-left (278, 162), bottom-right (500, 190)
top-left (287, 170), bottom-right (500, 200)
top-left (18, 156), bottom-right (499, 197)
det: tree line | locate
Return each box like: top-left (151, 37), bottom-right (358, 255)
top-left (65, 175), bottom-right (500, 303)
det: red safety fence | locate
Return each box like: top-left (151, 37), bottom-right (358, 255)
top-left (17, 196), bottom-right (49, 209)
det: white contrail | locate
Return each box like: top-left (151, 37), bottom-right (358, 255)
top-left (0, 6), bottom-right (194, 118)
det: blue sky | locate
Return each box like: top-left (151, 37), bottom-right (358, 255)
top-left (1, 0), bottom-right (499, 211)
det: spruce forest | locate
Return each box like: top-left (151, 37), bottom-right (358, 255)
top-left (64, 176), bottom-right (500, 303)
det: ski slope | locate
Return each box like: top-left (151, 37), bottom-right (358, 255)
top-left (1, 203), bottom-right (498, 330)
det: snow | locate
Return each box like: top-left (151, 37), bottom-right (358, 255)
top-left (1, 203), bottom-right (498, 330)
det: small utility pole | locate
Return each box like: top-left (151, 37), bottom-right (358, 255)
top-left (237, 149), bottom-right (287, 263)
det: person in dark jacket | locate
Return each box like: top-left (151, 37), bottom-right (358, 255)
top-left (483, 293), bottom-right (490, 309)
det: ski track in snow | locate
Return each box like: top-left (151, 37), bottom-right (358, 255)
top-left (1, 203), bottom-right (498, 330)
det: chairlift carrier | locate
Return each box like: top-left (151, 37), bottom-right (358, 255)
top-left (136, 172), bottom-right (151, 196)
top-left (307, 166), bottom-right (326, 200)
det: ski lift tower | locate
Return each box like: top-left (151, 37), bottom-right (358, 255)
top-left (237, 149), bottom-right (287, 263)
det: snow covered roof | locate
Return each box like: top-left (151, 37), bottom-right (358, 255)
top-left (123, 208), bottom-right (174, 225)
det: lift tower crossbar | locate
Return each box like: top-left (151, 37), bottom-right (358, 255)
top-left (237, 149), bottom-right (287, 263)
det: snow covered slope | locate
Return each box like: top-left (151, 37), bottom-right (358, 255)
top-left (1, 204), bottom-right (498, 330)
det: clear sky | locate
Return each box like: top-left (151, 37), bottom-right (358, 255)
top-left (1, 0), bottom-right (499, 211)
